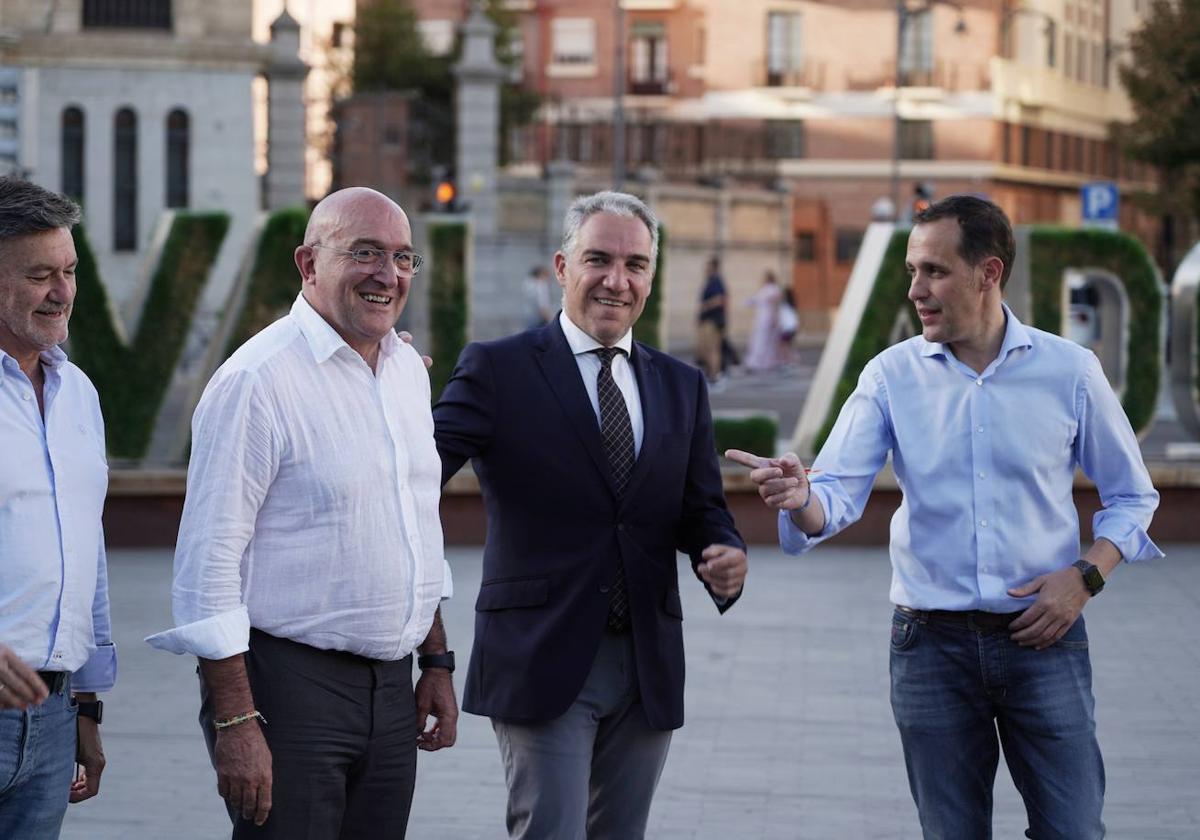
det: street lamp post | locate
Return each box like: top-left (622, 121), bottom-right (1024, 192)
top-left (613, 0), bottom-right (626, 189)
top-left (890, 0), bottom-right (966, 220)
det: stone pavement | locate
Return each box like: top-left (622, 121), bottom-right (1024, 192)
top-left (63, 543), bottom-right (1200, 840)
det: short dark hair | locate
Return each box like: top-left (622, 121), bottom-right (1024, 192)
top-left (0, 177), bottom-right (81, 241)
top-left (913, 195), bottom-right (1015, 289)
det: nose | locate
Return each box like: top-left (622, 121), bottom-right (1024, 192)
top-left (907, 273), bottom-right (926, 301)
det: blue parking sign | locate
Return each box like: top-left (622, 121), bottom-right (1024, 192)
top-left (1081, 182), bottom-right (1119, 229)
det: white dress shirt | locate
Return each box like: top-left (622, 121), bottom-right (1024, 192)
top-left (0, 346), bottom-right (116, 691)
top-left (558, 312), bottom-right (644, 457)
top-left (147, 294), bottom-right (451, 662)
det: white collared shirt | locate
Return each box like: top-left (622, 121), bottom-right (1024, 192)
top-left (558, 311), bottom-right (644, 457)
top-left (0, 346), bottom-right (116, 690)
top-left (147, 294), bottom-right (451, 661)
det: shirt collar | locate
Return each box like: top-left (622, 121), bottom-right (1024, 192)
top-left (0, 344), bottom-right (67, 386)
top-left (558, 311), bottom-right (634, 358)
top-left (918, 302), bottom-right (1032, 360)
top-left (291, 292), bottom-right (399, 365)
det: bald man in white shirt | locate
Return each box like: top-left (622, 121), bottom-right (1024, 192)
top-left (148, 188), bottom-right (456, 839)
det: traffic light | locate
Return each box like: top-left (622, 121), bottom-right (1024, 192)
top-left (435, 178), bottom-right (456, 211)
top-left (912, 182), bottom-right (934, 216)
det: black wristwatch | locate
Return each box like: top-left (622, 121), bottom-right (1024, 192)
top-left (1073, 559), bottom-right (1106, 596)
top-left (417, 651), bottom-right (455, 673)
top-left (76, 699), bottom-right (104, 724)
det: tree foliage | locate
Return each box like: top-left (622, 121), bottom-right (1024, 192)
top-left (350, 0), bottom-right (539, 172)
top-left (1118, 0), bottom-right (1200, 221)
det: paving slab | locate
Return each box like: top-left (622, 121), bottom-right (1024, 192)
top-left (62, 542), bottom-right (1200, 840)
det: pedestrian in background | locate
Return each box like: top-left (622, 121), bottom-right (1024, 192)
top-left (743, 270), bottom-right (783, 372)
top-left (696, 255), bottom-right (726, 383)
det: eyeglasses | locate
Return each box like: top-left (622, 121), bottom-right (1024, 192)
top-left (311, 244), bottom-right (424, 275)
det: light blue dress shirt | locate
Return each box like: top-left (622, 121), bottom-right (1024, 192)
top-left (781, 305), bottom-right (1162, 612)
top-left (0, 346), bottom-right (116, 691)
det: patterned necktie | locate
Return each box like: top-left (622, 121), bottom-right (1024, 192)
top-left (594, 347), bottom-right (634, 630)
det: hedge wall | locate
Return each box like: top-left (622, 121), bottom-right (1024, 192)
top-left (1028, 227), bottom-right (1162, 434)
top-left (815, 226), bottom-right (1162, 451)
top-left (714, 414), bottom-right (777, 458)
top-left (70, 213), bottom-right (229, 459)
top-left (633, 222), bottom-right (666, 349)
top-left (225, 207), bottom-right (310, 358)
top-left (428, 221), bottom-right (468, 402)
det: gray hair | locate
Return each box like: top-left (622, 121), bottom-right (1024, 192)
top-left (0, 177), bottom-right (81, 241)
top-left (561, 191), bottom-right (659, 268)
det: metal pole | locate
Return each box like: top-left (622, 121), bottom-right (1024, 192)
top-left (613, 0), bottom-right (626, 189)
top-left (891, 0), bottom-right (905, 220)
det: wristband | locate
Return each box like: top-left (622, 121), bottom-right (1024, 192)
top-left (214, 710), bottom-right (267, 731)
top-left (795, 486), bottom-right (813, 514)
top-left (417, 651), bottom-right (456, 673)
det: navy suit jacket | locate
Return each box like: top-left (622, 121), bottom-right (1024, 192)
top-left (433, 319), bottom-right (744, 731)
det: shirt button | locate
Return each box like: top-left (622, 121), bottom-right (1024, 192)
top-left (22, 392), bottom-right (31, 401)
top-left (978, 471), bottom-right (986, 478)
top-left (976, 426), bottom-right (984, 433)
top-left (980, 519), bottom-right (988, 527)
top-left (976, 378), bottom-right (983, 386)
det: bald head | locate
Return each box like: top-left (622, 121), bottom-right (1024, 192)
top-left (304, 187), bottom-right (409, 248)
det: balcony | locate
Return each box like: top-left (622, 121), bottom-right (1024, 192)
top-left (83, 0), bottom-right (172, 30)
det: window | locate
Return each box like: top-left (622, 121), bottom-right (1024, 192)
top-left (766, 120), bottom-right (805, 159)
top-left (766, 12), bottom-right (803, 86)
top-left (630, 21), bottom-right (668, 93)
top-left (330, 21), bottom-right (349, 49)
top-left (551, 18), bottom-right (596, 66)
top-left (166, 108), bottom-right (189, 209)
top-left (61, 107), bottom-right (85, 201)
top-left (899, 9), bottom-right (932, 84)
top-left (835, 229), bottom-right (864, 263)
top-left (114, 107), bottom-right (138, 251)
top-left (1020, 124), bottom-right (1031, 166)
top-left (795, 232), bottom-right (816, 262)
top-left (83, 0), bottom-right (171, 29)
top-left (1044, 130), bottom-right (1054, 170)
top-left (898, 119), bottom-right (934, 160)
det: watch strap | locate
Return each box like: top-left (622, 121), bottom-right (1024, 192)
top-left (76, 699), bottom-right (103, 724)
top-left (1072, 559), bottom-right (1105, 596)
top-left (417, 651), bottom-right (455, 673)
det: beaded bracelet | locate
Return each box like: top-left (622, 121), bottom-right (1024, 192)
top-left (214, 710), bottom-right (267, 731)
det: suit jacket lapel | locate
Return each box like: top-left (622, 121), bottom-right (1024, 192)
top-left (624, 342), bottom-right (661, 501)
top-left (533, 322), bottom-right (618, 494)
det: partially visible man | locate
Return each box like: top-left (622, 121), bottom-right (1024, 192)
top-left (696, 255), bottom-right (726, 383)
top-left (148, 187), bottom-right (456, 838)
top-left (0, 177), bottom-right (114, 839)
top-left (435, 191), bottom-right (748, 839)
top-left (729, 195), bottom-right (1161, 839)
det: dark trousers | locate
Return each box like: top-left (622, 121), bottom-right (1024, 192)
top-left (200, 629), bottom-right (418, 840)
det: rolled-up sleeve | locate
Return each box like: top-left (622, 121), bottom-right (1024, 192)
top-left (145, 369), bottom-right (279, 659)
top-left (73, 526), bottom-right (117, 693)
top-left (1076, 354), bottom-right (1163, 563)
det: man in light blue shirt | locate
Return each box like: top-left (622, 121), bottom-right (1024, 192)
top-left (729, 195), bottom-right (1160, 839)
top-left (0, 178), bottom-right (115, 839)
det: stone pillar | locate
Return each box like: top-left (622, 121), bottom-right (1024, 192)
top-left (454, 2), bottom-right (507, 338)
top-left (265, 9), bottom-right (308, 210)
top-left (544, 159), bottom-right (575, 252)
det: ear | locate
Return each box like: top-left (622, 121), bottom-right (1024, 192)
top-left (553, 251), bottom-right (568, 288)
top-left (978, 255), bottom-right (1004, 292)
top-left (295, 244), bottom-right (316, 287)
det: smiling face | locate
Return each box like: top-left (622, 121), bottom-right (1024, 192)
top-left (554, 212), bottom-right (653, 346)
top-left (905, 217), bottom-right (1003, 353)
top-left (0, 227), bottom-right (78, 372)
top-left (295, 190), bottom-right (413, 366)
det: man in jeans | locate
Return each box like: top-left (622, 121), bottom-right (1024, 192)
top-left (0, 178), bottom-right (114, 839)
top-left (728, 195), bottom-right (1161, 838)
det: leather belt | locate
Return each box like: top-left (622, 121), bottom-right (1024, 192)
top-left (38, 671), bottom-right (69, 694)
top-left (896, 605), bottom-right (1025, 632)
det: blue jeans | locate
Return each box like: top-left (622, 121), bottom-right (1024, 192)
top-left (890, 609), bottom-right (1105, 840)
top-left (0, 676), bottom-right (77, 840)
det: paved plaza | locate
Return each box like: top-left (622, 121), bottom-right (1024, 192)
top-left (60, 542), bottom-right (1200, 840)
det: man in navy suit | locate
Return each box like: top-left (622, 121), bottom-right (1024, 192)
top-left (434, 191), bottom-right (748, 839)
